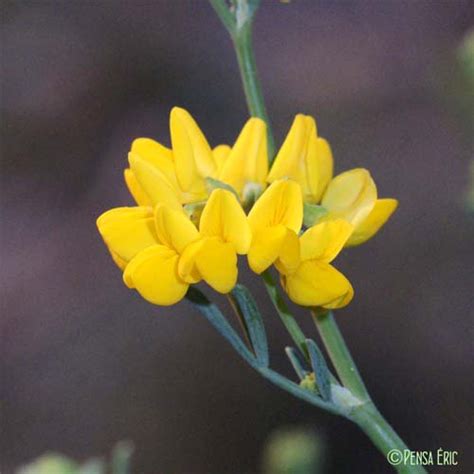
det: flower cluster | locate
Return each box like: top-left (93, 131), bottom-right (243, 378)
top-left (97, 108), bottom-right (397, 308)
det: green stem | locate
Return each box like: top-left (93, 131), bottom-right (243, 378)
top-left (312, 310), bottom-right (370, 402)
top-left (211, 3), bottom-right (424, 471)
top-left (232, 24), bottom-right (275, 159)
top-left (313, 311), bottom-right (426, 473)
top-left (209, 0), bottom-right (236, 34)
top-left (262, 270), bottom-right (308, 358)
top-left (350, 404), bottom-right (427, 474)
top-left (209, 0), bottom-right (276, 160)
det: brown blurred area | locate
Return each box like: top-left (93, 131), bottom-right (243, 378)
top-left (1, 1), bottom-right (473, 473)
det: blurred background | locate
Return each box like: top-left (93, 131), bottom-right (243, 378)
top-left (2, 1), bottom-right (473, 473)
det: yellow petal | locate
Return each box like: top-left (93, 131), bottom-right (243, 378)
top-left (300, 219), bottom-right (354, 263)
top-left (305, 137), bottom-right (334, 202)
top-left (247, 179), bottom-right (303, 234)
top-left (248, 225), bottom-right (288, 274)
top-left (282, 260), bottom-right (353, 308)
top-left (323, 284), bottom-right (354, 309)
top-left (274, 229), bottom-right (301, 275)
top-left (130, 138), bottom-right (178, 187)
top-left (97, 207), bottom-right (158, 262)
top-left (267, 114), bottom-right (316, 189)
top-left (177, 239), bottom-right (206, 284)
top-left (154, 204), bottom-right (199, 253)
top-left (124, 168), bottom-right (152, 207)
top-left (170, 107), bottom-right (216, 188)
top-left (346, 198), bottom-right (398, 247)
top-left (128, 154), bottom-right (183, 210)
top-left (193, 237), bottom-right (238, 293)
top-left (97, 206), bottom-right (151, 227)
top-left (218, 117), bottom-right (268, 194)
top-left (212, 144), bottom-right (231, 174)
top-left (109, 250), bottom-right (128, 270)
top-left (123, 245), bottom-right (188, 306)
top-left (199, 189), bottom-right (251, 254)
top-left (322, 168), bottom-right (377, 228)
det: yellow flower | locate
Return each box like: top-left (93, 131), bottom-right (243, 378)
top-left (247, 179), bottom-right (353, 309)
top-left (279, 220), bottom-right (354, 309)
top-left (96, 189), bottom-right (250, 305)
top-left (124, 107), bottom-right (268, 209)
top-left (267, 114), bottom-right (333, 203)
top-left (267, 114), bottom-right (397, 246)
top-left (247, 179), bottom-right (303, 275)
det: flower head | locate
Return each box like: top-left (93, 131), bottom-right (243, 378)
top-left (125, 107), bottom-right (268, 210)
top-left (97, 110), bottom-right (396, 312)
top-left (247, 179), bottom-right (353, 309)
top-left (268, 114), bottom-right (397, 246)
top-left (97, 188), bottom-right (250, 305)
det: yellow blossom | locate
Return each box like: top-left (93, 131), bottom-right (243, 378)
top-left (247, 179), bottom-right (303, 275)
top-left (247, 179), bottom-right (353, 309)
top-left (124, 107), bottom-right (268, 209)
top-left (279, 220), bottom-right (354, 309)
top-left (96, 189), bottom-right (250, 305)
top-left (268, 114), bottom-right (397, 246)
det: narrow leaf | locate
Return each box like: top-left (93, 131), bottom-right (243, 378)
top-left (306, 339), bottom-right (332, 401)
top-left (186, 287), bottom-right (257, 367)
top-left (231, 284), bottom-right (269, 367)
top-left (285, 346), bottom-right (309, 381)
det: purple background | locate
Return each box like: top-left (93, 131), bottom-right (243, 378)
top-left (2, 1), bottom-right (473, 473)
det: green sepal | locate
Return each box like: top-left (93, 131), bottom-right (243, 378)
top-left (183, 201), bottom-right (206, 226)
top-left (205, 177), bottom-right (240, 200)
top-left (242, 182), bottom-right (263, 210)
top-left (303, 203), bottom-right (328, 228)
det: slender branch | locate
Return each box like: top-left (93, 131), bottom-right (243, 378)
top-left (262, 269), bottom-right (308, 359)
top-left (210, 0), bottom-right (276, 160)
top-left (209, 0), bottom-right (235, 34)
top-left (210, 2), bottom-right (425, 471)
top-left (312, 311), bottom-right (426, 473)
top-left (350, 404), bottom-right (427, 474)
top-left (312, 310), bottom-right (370, 402)
top-left (232, 24), bottom-right (275, 159)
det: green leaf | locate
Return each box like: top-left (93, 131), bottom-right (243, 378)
top-left (306, 339), bottom-right (332, 401)
top-left (303, 203), bottom-right (328, 228)
top-left (205, 177), bottom-right (240, 200)
top-left (186, 287), bottom-right (257, 367)
top-left (231, 284), bottom-right (269, 367)
top-left (285, 346), bottom-right (309, 381)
